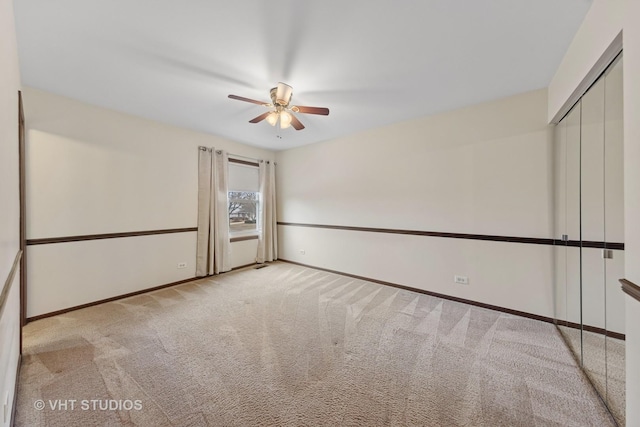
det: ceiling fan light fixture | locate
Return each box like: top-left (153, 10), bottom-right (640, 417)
top-left (266, 111), bottom-right (279, 126)
top-left (275, 82), bottom-right (293, 106)
top-left (228, 83), bottom-right (328, 132)
top-left (279, 111), bottom-right (292, 129)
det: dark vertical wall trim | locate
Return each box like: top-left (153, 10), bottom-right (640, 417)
top-left (18, 91), bottom-right (26, 353)
top-left (578, 101), bottom-right (584, 364)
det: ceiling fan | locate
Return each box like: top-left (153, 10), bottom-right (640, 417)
top-left (228, 82), bottom-right (329, 131)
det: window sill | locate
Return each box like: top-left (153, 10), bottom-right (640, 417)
top-left (230, 234), bottom-right (259, 243)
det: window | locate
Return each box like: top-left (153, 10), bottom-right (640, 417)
top-left (229, 190), bottom-right (258, 233)
top-left (228, 161), bottom-right (260, 235)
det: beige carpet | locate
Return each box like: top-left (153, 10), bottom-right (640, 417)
top-left (17, 262), bottom-right (614, 426)
top-left (559, 326), bottom-right (626, 426)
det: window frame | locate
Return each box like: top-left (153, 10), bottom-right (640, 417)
top-left (228, 158), bottom-right (261, 242)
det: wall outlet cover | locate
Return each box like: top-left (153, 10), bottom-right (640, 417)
top-left (454, 275), bottom-right (469, 285)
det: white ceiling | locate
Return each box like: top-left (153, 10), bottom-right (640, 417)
top-left (14, 0), bottom-right (592, 151)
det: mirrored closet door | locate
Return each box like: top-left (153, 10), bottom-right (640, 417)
top-left (553, 54), bottom-right (625, 426)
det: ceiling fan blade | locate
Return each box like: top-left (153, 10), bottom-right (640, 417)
top-left (291, 105), bottom-right (330, 115)
top-left (249, 112), bottom-right (271, 123)
top-left (228, 94), bottom-right (270, 106)
top-left (290, 113), bottom-right (305, 131)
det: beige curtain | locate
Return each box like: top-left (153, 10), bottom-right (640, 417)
top-left (196, 147), bottom-right (231, 276)
top-left (257, 160), bottom-right (277, 263)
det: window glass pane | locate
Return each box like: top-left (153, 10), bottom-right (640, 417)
top-left (229, 191), bottom-right (258, 233)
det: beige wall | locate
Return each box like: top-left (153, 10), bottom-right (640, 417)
top-left (0, 0), bottom-right (22, 425)
top-left (547, 0), bottom-right (623, 122)
top-left (548, 0), bottom-right (640, 422)
top-left (276, 89), bottom-right (556, 317)
top-left (23, 87), bottom-right (274, 317)
top-left (11, 0), bottom-right (640, 422)
top-left (623, 0), bottom-right (640, 423)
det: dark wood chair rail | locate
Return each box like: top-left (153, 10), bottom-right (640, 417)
top-left (621, 278), bottom-right (640, 303)
top-left (277, 222), bottom-right (624, 249)
top-left (0, 250), bottom-right (22, 320)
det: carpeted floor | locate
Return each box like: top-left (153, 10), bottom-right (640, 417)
top-left (559, 326), bottom-right (626, 426)
top-left (16, 262), bottom-right (615, 426)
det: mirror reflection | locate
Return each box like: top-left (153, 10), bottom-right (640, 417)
top-left (553, 55), bottom-right (625, 426)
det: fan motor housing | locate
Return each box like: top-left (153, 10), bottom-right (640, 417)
top-left (271, 85), bottom-right (293, 107)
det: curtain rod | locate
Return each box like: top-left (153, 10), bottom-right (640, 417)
top-left (230, 154), bottom-right (277, 165)
top-left (199, 146), bottom-right (276, 165)
top-left (229, 153), bottom-right (262, 163)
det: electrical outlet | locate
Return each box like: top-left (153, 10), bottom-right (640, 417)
top-left (299, 249), bottom-right (306, 255)
top-left (177, 262), bottom-right (187, 269)
top-left (454, 275), bottom-right (469, 285)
